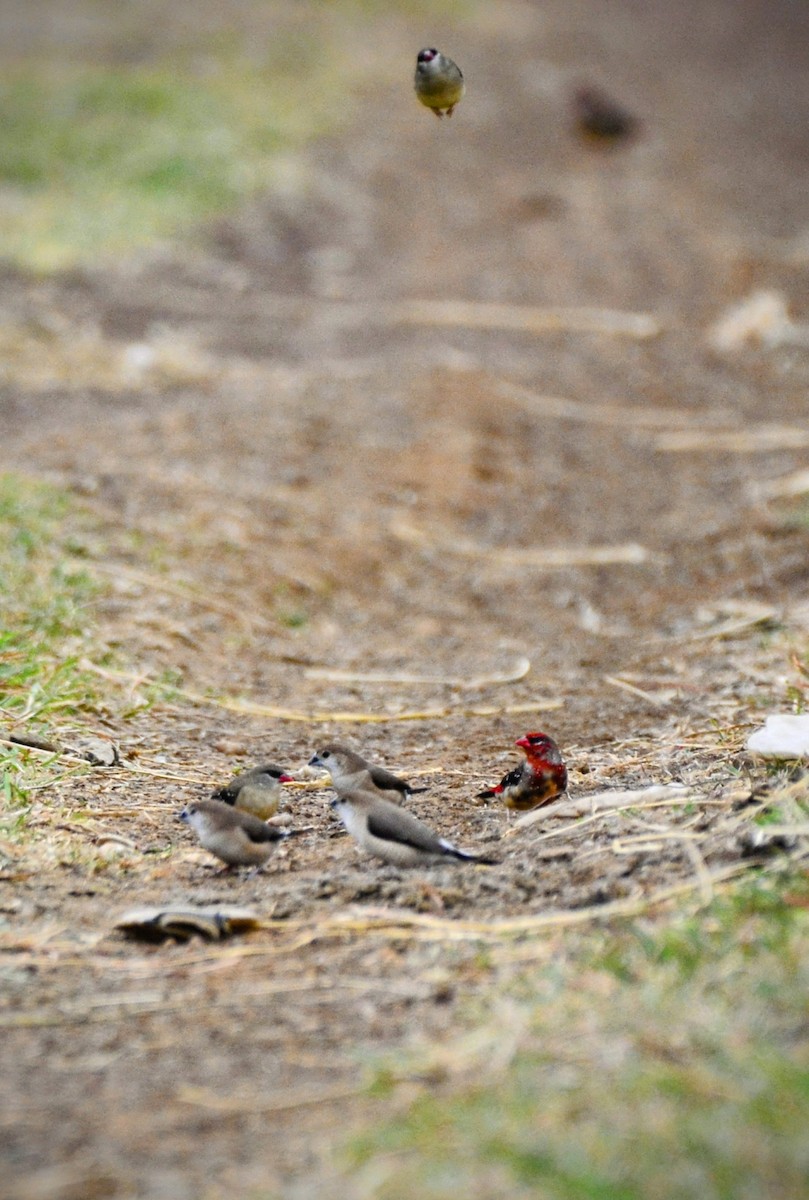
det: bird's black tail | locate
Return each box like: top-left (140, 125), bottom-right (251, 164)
top-left (448, 846), bottom-right (500, 865)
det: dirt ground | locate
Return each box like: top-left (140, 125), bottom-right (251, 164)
top-left (3, 1), bottom-right (809, 1196)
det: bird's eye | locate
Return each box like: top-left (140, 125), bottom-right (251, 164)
top-left (321, 751), bottom-right (331, 760)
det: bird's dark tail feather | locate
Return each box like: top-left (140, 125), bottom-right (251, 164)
top-left (450, 847), bottom-right (500, 865)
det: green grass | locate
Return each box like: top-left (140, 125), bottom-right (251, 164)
top-left (347, 869), bottom-right (809, 1200)
top-left (0, 0), bottom-right (475, 270)
top-left (0, 473), bottom-right (110, 803)
top-left (0, 53), bottom-right (340, 270)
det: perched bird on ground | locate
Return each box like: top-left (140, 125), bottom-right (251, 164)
top-left (572, 84), bottom-right (638, 143)
top-left (309, 744), bottom-right (427, 804)
top-left (180, 799), bottom-right (290, 870)
top-left (331, 790), bottom-right (497, 867)
top-left (478, 732), bottom-right (568, 811)
top-left (211, 763), bottom-right (293, 821)
top-left (414, 48), bottom-right (465, 118)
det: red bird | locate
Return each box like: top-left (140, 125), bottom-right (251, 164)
top-left (478, 732), bottom-right (568, 811)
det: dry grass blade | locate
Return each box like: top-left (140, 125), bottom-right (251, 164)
top-left (498, 381), bottom-right (732, 429)
top-left (749, 467), bottom-right (809, 500)
top-left (117, 762), bottom-right (212, 784)
top-left (303, 657), bottom-right (531, 690)
top-left (384, 299), bottom-right (662, 338)
top-left (688, 600), bottom-right (778, 641)
top-left (603, 675), bottom-right (671, 708)
top-left (610, 831), bottom-right (707, 852)
top-left (176, 1082), bottom-right (361, 1114)
top-left (391, 518), bottom-right (655, 568)
top-left (653, 426), bottom-right (809, 452)
top-left (506, 783), bottom-right (695, 835)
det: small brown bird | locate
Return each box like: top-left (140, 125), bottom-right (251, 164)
top-left (180, 799), bottom-right (289, 870)
top-left (309, 744), bottom-right (427, 803)
top-left (211, 763), bottom-right (293, 821)
top-left (478, 732), bottom-right (568, 811)
top-left (414, 48), bottom-right (465, 118)
top-left (331, 790), bottom-right (497, 867)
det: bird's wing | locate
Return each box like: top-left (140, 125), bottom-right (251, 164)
top-left (239, 813), bottom-right (285, 844)
top-left (499, 764), bottom-right (525, 790)
top-left (368, 765), bottom-right (409, 792)
top-left (366, 806), bottom-right (440, 853)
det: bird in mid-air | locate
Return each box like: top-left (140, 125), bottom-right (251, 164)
top-left (331, 789), bottom-right (497, 867)
top-left (210, 763), bottom-right (293, 821)
top-left (308, 744), bottom-right (427, 804)
top-left (478, 732), bottom-right (568, 811)
top-left (180, 799), bottom-right (290, 870)
top-left (414, 47), bottom-right (465, 118)
top-left (572, 84), bottom-right (638, 144)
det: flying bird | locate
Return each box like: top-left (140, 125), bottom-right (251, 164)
top-left (309, 744), bottom-right (427, 804)
top-left (572, 85), bottom-right (638, 143)
top-left (478, 732), bottom-right (568, 811)
top-left (180, 799), bottom-right (290, 870)
top-left (211, 763), bottom-right (293, 821)
top-left (414, 48), bottom-right (465, 118)
top-left (331, 789), bottom-right (497, 867)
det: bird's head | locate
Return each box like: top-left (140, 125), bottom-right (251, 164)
top-left (515, 732), bottom-right (563, 763)
top-left (309, 744), bottom-right (357, 773)
top-left (262, 767), bottom-right (294, 784)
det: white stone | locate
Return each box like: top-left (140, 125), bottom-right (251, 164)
top-left (746, 714), bottom-right (809, 758)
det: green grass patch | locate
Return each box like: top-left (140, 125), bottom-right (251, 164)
top-left (0, 473), bottom-right (111, 803)
top-left (347, 869), bottom-right (809, 1199)
top-left (0, 52), bottom-right (340, 270)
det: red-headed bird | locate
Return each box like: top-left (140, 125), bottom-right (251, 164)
top-left (478, 732), bottom-right (568, 811)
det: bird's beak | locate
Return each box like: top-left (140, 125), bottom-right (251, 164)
top-left (179, 808), bottom-right (189, 822)
top-left (329, 798), bottom-right (339, 810)
top-left (308, 754), bottom-right (321, 767)
top-left (278, 773), bottom-right (295, 783)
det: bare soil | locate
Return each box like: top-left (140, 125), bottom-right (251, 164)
top-left (2, 2), bottom-right (809, 1196)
